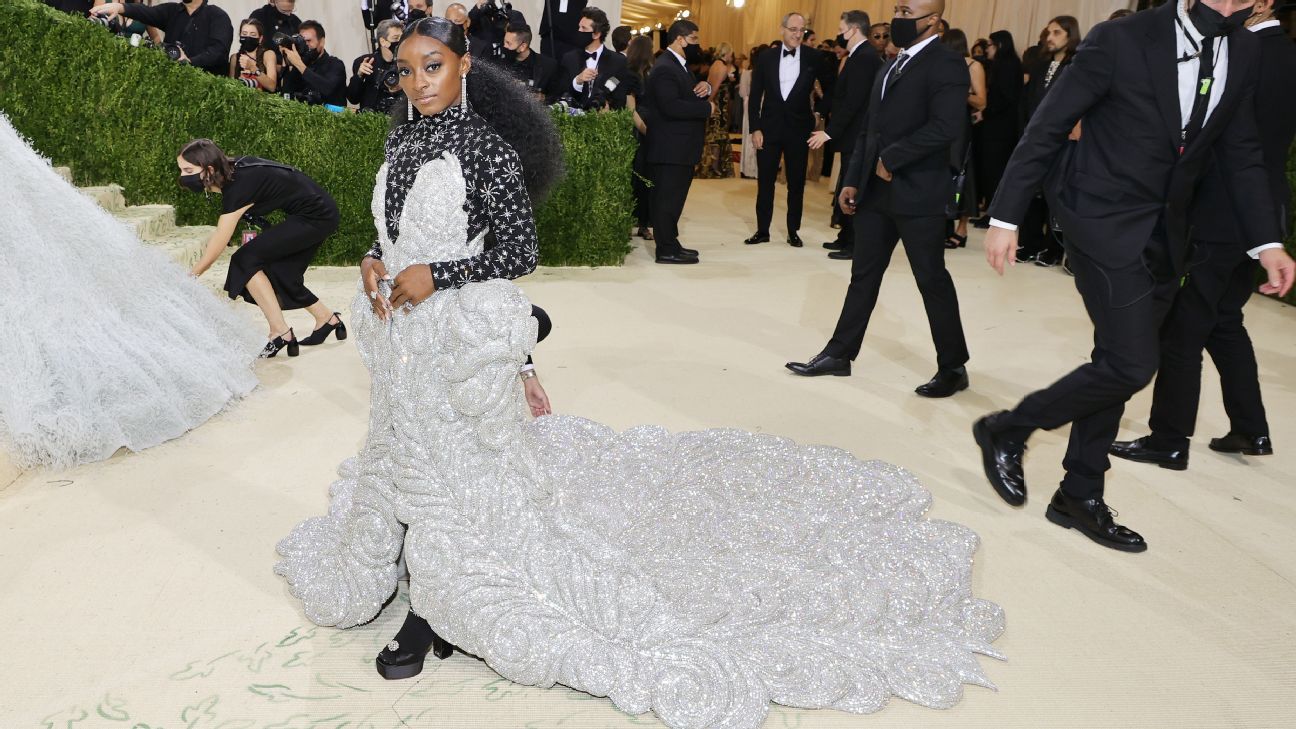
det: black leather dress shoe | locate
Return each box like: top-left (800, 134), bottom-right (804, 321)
top-left (656, 252), bottom-right (699, 264)
top-left (744, 232), bottom-right (770, 245)
top-left (972, 413), bottom-right (1027, 506)
top-left (915, 368), bottom-right (968, 398)
top-left (1209, 432), bottom-right (1273, 456)
top-left (1109, 436), bottom-right (1188, 470)
top-left (1045, 489), bottom-right (1147, 553)
top-left (823, 240), bottom-right (845, 251)
top-left (827, 249), bottom-right (853, 260)
top-left (679, 247), bottom-right (699, 257)
top-left (785, 352), bottom-right (851, 377)
top-left (788, 233), bottom-right (804, 247)
top-left (376, 610), bottom-right (456, 680)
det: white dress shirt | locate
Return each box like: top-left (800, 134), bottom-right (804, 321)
top-left (668, 47), bottom-right (687, 68)
top-left (778, 44), bottom-right (800, 100)
top-left (991, 5), bottom-right (1280, 257)
top-left (881, 32), bottom-right (940, 98)
top-left (572, 45), bottom-right (604, 93)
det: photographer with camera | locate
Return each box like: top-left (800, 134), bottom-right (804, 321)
top-left (229, 18), bottom-right (279, 92)
top-left (500, 24), bottom-right (561, 102)
top-left (250, 0), bottom-right (300, 38)
top-left (467, 0), bottom-right (525, 59)
top-left (92, 1), bottom-right (233, 77)
top-left (278, 20), bottom-right (346, 107)
top-left (559, 6), bottom-right (628, 110)
top-left (347, 19), bottom-right (402, 113)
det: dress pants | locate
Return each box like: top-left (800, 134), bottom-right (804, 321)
top-left (650, 163), bottom-right (694, 258)
top-left (825, 180), bottom-right (970, 369)
top-left (1147, 240), bottom-right (1268, 447)
top-left (1000, 242), bottom-right (1180, 500)
top-left (1018, 195), bottom-right (1058, 259)
top-left (831, 143), bottom-right (856, 248)
top-left (755, 132), bottom-right (810, 235)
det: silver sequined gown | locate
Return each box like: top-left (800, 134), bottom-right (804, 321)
top-left (275, 107), bottom-right (1004, 729)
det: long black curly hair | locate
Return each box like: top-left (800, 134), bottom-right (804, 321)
top-left (389, 17), bottom-right (565, 204)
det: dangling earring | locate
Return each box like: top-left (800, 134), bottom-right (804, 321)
top-left (407, 98), bottom-right (414, 122)
top-left (460, 74), bottom-right (468, 112)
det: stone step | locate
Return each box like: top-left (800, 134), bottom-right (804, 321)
top-left (80, 184), bottom-right (127, 212)
top-left (53, 165), bottom-right (73, 183)
top-left (113, 204), bottom-right (177, 240)
top-left (147, 226), bottom-right (219, 269)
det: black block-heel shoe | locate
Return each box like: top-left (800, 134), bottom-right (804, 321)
top-left (376, 610), bottom-right (455, 680)
top-left (259, 329), bottom-right (299, 358)
top-left (299, 313), bottom-right (347, 346)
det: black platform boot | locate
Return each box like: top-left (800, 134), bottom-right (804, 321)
top-left (375, 609), bottom-right (455, 680)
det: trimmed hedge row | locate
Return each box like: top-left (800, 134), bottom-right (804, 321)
top-left (0, 0), bottom-right (633, 266)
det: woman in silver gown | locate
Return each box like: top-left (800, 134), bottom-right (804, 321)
top-left (275, 19), bottom-right (1004, 729)
top-left (0, 113), bottom-right (259, 470)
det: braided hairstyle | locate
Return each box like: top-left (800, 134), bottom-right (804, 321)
top-left (389, 17), bottom-right (565, 204)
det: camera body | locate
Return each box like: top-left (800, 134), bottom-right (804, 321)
top-left (271, 32), bottom-right (315, 63)
top-left (163, 41), bottom-right (185, 61)
top-left (284, 87), bottom-right (323, 104)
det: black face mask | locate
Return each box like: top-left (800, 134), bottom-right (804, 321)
top-left (502, 45), bottom-right (520, 62)
top-left (683, 42), bottom-right (704, 64)
top-left (1187, 1), bottom-right (1252, 38)
top-left (576, 30), bottom-right (596, 48)
top-left (239, 36), bottom-right (260, 53)
top-left (301, 46), bottom-right (320, 64)
top-left (178, 172), bottom-right (205, 192)
top-left (406, 9), bottom-right (427, 22)
top-left (890, 12), bottom-right (934, 49)
top-left (835, 33), bottom-right (848, 47)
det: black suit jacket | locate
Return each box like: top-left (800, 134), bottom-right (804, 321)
top-left (748, 44), bottom-right (824, 143)
top-left (642, 52), bottom-right (711, 166)
top-left (559, 46), bottom-right (630, 109)
top-left (825, 43), bottom-right (883, 154)
top-left (539, 0), bottom-right (588, 60)
top-left (1192, 25), bottom-right (1296, 243)
top-left (842, 40), bottom-right (970, 217)
top-left (989, 4), bottom-right (1278, 273)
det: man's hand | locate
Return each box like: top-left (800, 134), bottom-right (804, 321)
top-left (1258, 247), bottom-right (1296, 297)
top-left (390, 264), bottom-right (436, 312)
top-left (576, 68), bottom-right (598, 84)
top-left (875, 158), bottom-right (893, 182)
top-left (807, 130), bottom-right (830, 150)
top-left (693, 81), bottom-right (711, 98)
top-left (838, 186), bottom-right (858, 215)
top-left (361, 256), bottom-right (391, 320)
top-left (358, 56), bottom-right (374, 77)
top-left (984, 226), bottom-right (1020, 275)
top-left (90, 3), bottom-right (124, 18)
top-left (284, 44), bottom-right (306, 72)
top-left (1068, 121), bottom-right (1083, 141)
top-left (751, 130), bottom-right (764, 150)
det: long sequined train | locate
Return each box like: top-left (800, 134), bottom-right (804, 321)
top-left (275, 107), bottom-right (1004, 729)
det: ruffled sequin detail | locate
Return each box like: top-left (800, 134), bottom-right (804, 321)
top-left (276, 104), bottom-right (1004, 729)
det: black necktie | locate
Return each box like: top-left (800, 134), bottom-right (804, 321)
top-left (783, 48), bottom-right (795, 58)
top-left (884, 53), bottom-right (909, 94)
top-left (1181, 37), bottom-right (1215, 153)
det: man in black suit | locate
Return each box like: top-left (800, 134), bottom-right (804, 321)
top-left (539, 0), bottom-right (587, 61)
top-left (501, 24), bottom-right (562, 103)
top-left (975, 0), bottom-right (1295, 552)
top-left (642, 19), bottom-right (713, 265)
top-left (811, 10), bottom-right (883, 260)
top-left (787, 0), bottom-right (971, 401)
top-left (745, 12), bottom-right (825, 248)
top-left (558, 6), bottom-right (629, 110)
top-left (1111, 0), bottom-right (1296, 471)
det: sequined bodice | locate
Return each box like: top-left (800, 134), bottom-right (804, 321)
top-left (371, 159), bottom-right (482, 273)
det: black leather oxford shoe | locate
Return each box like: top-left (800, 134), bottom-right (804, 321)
top-left (1109, 436), bottom-right (1188, 470)
top-left (827, 249), bottom-right (853, 260)
top-left (744, 232), bottom-right (770, 245)
top-left (1044, 489), bottom-right (1147, 553)
top-left (823, 240), bottom-right (845, 250)
top-left (785, 352), bottom-right (851, 377)
top-left (787, 233), bottom-right (804, 247)
top-left (1208, 432), bottom-right (1273, 456)
top-left (915, 368), bottom-right (968, 398)
top-left (679, 246), bottom-right (699, 257)
top-left (655, 252), bottom-right (699, 264)
top-left (972, 413), bottom-right (1027, 506)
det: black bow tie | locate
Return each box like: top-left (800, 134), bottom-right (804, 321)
top-left (783, 48), bottom-right (796, 58)
top-left (585, 51), bottom-right (597, 61)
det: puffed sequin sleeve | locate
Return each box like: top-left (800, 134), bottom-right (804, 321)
top-left (428, 135), bottom-right (538, 290)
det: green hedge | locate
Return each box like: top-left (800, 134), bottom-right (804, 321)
top-left (0, 0), bottom-right (632, 266)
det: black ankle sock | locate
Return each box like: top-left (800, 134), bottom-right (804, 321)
top-left (391, 609), bottom-right (434, 652)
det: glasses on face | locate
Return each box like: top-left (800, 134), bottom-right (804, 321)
top-left (785, 26), bottom-right (805, 34)
top-left (872, 33), bottom-right (889, 40)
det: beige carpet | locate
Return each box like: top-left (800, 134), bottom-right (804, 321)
top-left (3, 177), bottom-right (1294, 729)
